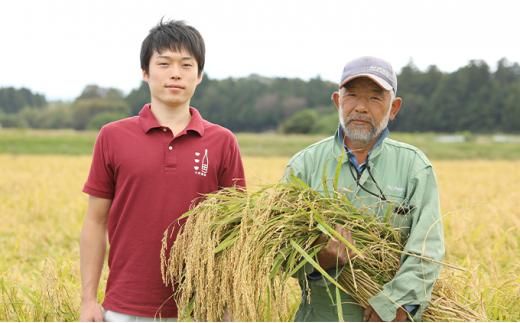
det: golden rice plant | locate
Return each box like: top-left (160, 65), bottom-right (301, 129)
top-left (1, 155), bottom-right (517, 321)
top-left (161, 176), bottom-right (487, 321)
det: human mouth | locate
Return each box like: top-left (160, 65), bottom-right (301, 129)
top-left (348, 119), bottom-right (371, 126)
top-left (346, 114), bottom-right (372, 125)
top-left (165, 84), bottom-right (185, 90)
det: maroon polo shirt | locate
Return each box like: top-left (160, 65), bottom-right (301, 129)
top-left (83, 104), bottom-right (246, 317)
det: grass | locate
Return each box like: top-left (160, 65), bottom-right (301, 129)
top-left (0, 129), bottom-right (96, 155)
top-left (1, 128), bottom-right (520, 159)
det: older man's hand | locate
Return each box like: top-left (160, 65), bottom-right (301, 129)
top-left (315, 225), bottom-right (355, 270)
top-left (364, 305), bottom-right (408, 322)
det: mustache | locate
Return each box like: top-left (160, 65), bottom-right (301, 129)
top-left (346, 115), bottom-right (374, 125)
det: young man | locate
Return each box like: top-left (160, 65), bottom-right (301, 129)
top-left (80, 20), bottom-right (245, 321)
top-left (286, 56), bottom-right (445, 321)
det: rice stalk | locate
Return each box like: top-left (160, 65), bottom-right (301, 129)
top-left (161, 179), bottom-right (488, 321)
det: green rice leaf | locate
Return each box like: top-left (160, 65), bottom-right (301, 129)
top-left (290, 240), bottom-right (348, 294)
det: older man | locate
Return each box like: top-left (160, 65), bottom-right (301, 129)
top-left (286, 56), bottom-right (445, 321)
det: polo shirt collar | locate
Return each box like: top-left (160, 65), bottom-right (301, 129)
top-left (185, 107), bottom-right (205, 136)
top-left (138, 104), bottom-right (205, 136)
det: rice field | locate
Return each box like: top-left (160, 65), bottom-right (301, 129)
top-left (0, 155), bottom-right (519, 321)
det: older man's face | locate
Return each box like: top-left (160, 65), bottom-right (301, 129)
top-left (335, 77), bottom-right (399, 145)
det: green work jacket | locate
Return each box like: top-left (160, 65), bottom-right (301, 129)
top-left (285, 130), bottom-right (445, 322)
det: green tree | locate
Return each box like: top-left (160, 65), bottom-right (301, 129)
top-left (502, 82), bottom-right (520, 133)
top-left (87, 111), bottom-right (130, 130)
top-left (0, 87), bottom-right (47, 114)
top-left (279, 109), bottom-right (318, 134)
top-left (72, 98), bottom-right (129, 130)
top-left (311, 112), bottom-right (339, 134)
top-left (18, 103), bottom-right (73, 129)
top-left (126, 81), bottom-right (150, 115)
top-left (71, 85), bottom-right (130, 130)
top-left (0, 112), bottom-right (28, 128)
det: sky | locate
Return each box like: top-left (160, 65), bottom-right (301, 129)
top-left (1, 0), bottom-right (519, 101)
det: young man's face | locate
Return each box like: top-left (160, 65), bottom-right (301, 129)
top-left (332, 77), bottom-right (402, 145)
top-left (143, 48), bottom-right (202, 108)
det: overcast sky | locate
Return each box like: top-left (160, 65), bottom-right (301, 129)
top-left (1, 0), bottom-right (519, 100)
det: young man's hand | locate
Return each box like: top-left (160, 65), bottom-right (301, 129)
top-left (363, 305), bottom-right (408, 322)
top-left (315, 225), bottom-right (355, 270)
top-left (79, 300), bottom-right (104, 322)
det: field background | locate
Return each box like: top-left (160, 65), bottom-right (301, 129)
top-left (0, 130), bottom-right (519, 321)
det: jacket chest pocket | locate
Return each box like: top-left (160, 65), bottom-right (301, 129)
top-left (384, 194), bottom-right (414, 237)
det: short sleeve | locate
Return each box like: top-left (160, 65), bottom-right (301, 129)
top-left (218, 132), bottom-right (246, 188)
top-left (83, 127), bottom-right (115, 199)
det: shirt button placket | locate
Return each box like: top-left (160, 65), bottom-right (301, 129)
top-left (165, 141), bottom-right (176, 170)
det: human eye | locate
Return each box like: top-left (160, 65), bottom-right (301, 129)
top-left (182, 62), bottom-right (194, 68)
top-left (157, 61), bottom-right (169, 67)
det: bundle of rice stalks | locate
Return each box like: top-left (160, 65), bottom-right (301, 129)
top-left (161, 177), bottom-right (487, 321)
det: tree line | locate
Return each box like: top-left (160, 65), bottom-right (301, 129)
top-left (1, 58), bottom-right (519, 133)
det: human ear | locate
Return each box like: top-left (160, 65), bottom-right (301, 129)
top-left (389, 97), bottom-right (402, 120)
top-left (331, 91), bottom-right (340, 112)
top-left (196, 71), bottom-right (204, 85)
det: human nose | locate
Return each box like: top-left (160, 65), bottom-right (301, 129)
top-left (169, 64), bottom-right (181, 80)
top-left (353, 98), bottom-right (369, 113)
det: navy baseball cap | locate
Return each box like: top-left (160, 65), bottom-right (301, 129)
top-left (340, 56), bottom-right (397, 94)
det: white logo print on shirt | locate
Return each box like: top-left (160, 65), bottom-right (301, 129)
top-left (194, 149), bottom-right (209, 176)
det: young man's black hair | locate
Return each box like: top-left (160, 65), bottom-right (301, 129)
top-left (140, 19), bottom-right (205, 76)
